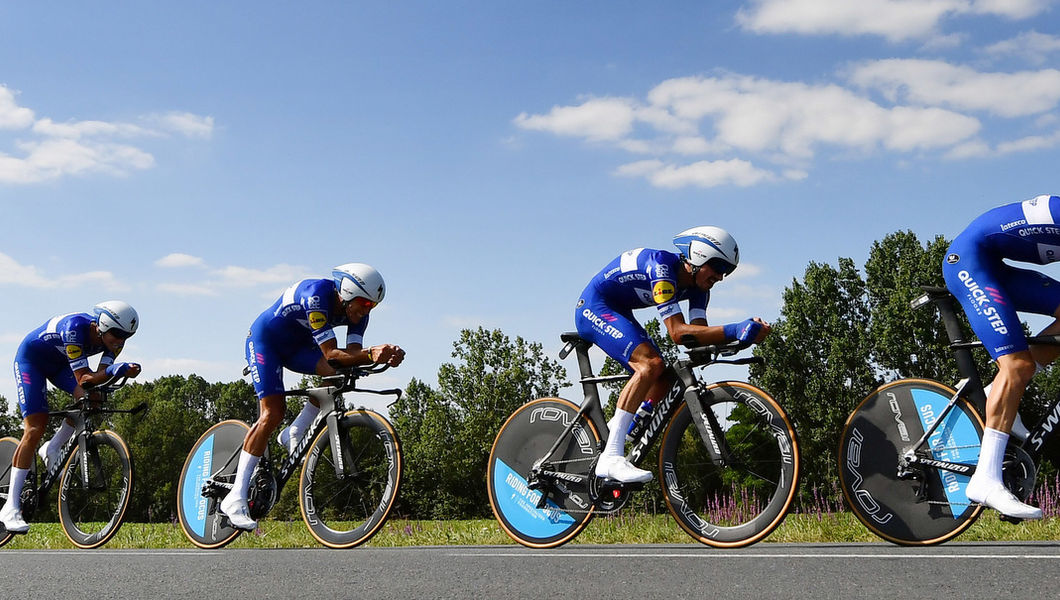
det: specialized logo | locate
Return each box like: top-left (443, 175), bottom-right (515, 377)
top-left (946, 253), bottom-right (960, 265)
top-left (66, 344), bottom-right (83, 360)
top-left (652, 281), bottom-right (675, 304)
top-left (576, 299), bottom-right (585, 308)
top-left (308, 311), bottom-right (327, 330)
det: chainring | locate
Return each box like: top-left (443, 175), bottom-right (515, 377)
top-left (1002, 443), bottom-right (1037, 503)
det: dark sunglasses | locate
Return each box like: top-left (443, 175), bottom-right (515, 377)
top-left (706, 257), bottom-right (737, 276)
top-left (106, 328), bottom-right (134, 340)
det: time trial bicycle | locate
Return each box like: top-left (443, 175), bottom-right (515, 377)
top-left (0, 375), bottom-right (144, 549)
top-left (487, 332), bottom-right (799, 549)
top-left (176, 363), bottom-right (402, 549)
top-left (838, 285), bottom-right (1060, 545)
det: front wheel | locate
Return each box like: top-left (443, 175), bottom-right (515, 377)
top-left (57, 430), bottom-right (133, 549)
top-left (299, 410), bottom-right (402, 549)
top-left (0, 436), bottom-right (18, 547)
top-left (659, 382), bottom-right (799, 548)
top-left (838, 379), bottom-right (984, 546)
top-left (176, 420), bottom-right (250, 549)
top-left (486, 398), bottom-right (601, 549)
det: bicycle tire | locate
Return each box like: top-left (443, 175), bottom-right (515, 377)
top-left (838, 378), bottom-right (984, 546)
top-left (487, 397), bottom-right (601, 549)
top-left (659, 381), bottom-right (800, 548)
top-left (0, 436), bottom-right (17, 547)
top-left (298, 409), bottom-right (402, 549)
top-left (56, 430), bottom-right (133, 549)
top-left (176, 420), bottom-right (250, 549)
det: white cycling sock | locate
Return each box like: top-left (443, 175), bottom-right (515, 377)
top-left (973, 427), bottom-right (1008, 488)
top-left (603, 409), bottom-right (635, 459)
top-left (229, 450), bottom-right (261, 502)
top-left (288, 403), bottom-right (320, 441)
top-left (44, 421), bottom-right (75, 455)
top-left (3, 467), bottom-right (30, 513)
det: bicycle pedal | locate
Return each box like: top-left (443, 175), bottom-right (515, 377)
top-left (999, 515), bottom-right (1024, 525)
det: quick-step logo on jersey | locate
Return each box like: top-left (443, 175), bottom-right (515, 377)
top-left (581, 308), bottom-right (623, 339)
top-left (957, 270), bottom-right (1008, 335)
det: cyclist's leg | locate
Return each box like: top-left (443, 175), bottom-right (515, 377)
top-left (37, 368), bottom-right (77, 469)
top-left (2, 353), bottom-right (50, 532)
top-left (275, 346), bottom-right (327, 452)
top-left (221, 330), bottom-right (286, 529)
top-left (575, 297), bottom-right (660, 482)
top-left (944, 253), bottom-right (1042, 518)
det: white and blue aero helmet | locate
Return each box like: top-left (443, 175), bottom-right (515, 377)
top-left (673, 226), bottom-right (739, 275)
top-left (93, 300), bottom-right (139, 336)
top-left (332, 263), bottom-right (386, 304)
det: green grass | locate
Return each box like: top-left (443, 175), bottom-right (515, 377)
top-left (4, 511), bottom-right (1060, 549)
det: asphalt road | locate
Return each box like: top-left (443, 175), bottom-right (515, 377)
top-left (4, 543), bottom-right (1060, 599)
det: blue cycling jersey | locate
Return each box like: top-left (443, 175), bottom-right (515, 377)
top-left (245, 278), bottom-right (369, 398)
top-left (575, 248), bottom-right (709, 369)
top-left (943, 195), bottom-right (1060, 359)
top-left (13, 313), bottom-right (117, 416)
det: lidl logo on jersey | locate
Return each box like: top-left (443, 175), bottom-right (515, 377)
top-left (66, 344), bottom-right (83, 360)
top-left (308, 311), bottom-right (328, 330)
top-left (652, 281), bottom-right (675, 304)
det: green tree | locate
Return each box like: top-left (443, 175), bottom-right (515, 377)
top-left (0, 396), bottom-right (20, 437)
top-left (750, 257), bottom-right (877, 500)
top-left (391, 327), bottom-right (569, 518)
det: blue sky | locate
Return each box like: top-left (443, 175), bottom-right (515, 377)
top-left (1, 1), bottom-right (1059, 412)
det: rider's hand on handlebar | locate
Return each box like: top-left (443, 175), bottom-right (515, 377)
top-left (105, 362), bottom-right (141, 378)
top-left (724, 318), bottom-right (771, 345)
top-left (369, 344), bottom-right (405, 367)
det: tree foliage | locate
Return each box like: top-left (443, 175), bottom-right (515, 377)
top-left (390, 327), bottom-right (568, 519)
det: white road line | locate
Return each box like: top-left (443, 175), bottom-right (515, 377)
top-left (446, 552), bottom-right (1060, 559)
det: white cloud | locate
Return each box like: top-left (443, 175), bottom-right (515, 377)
top-left (517, 56), bottom-right (1060, 185)
top-left (849, 59), bottom-right (1060, 117)
top-left (0, 252), bottom-right (126, 291)
top-left (513, 98), bottom-right (636, 141)
top-left (155, 253), bottom-right (206, 268)
top-left (736, 0), bottom-right (1049, 42)
top-left (616, 158), bottom-right (778, 188)
top-left (0, 83), bottom-right (211, 185)
top-left (984, 31), bottom-right (1060, 65)
top-left (150, 112), bottom-right (215, 139)
top-left (0, 87), bottom-right (35, 130)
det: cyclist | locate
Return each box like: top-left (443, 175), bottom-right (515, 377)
top-left (943, 194), bottom-right (1060, 520)
top-left (220, 263), bottom-right (405, 530)
top-left (1, 301), bottom-right (141, 534)
top-left (575, 226), bottom-right (770, 483)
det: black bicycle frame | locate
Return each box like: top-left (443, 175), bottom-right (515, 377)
top-left (22, 379), bottom-right (143, 513)
top-left (541, 334), bottom-right (754, 480)
top-left (204, 366), bottom-right (401, 502)
top-left (909, 286), bottom-right (1060, 469)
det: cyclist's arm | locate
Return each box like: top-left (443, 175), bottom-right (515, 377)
top-left (662, 313), bottom-right (728, 345)
top-left (662, 314), bottom-right (771, 346)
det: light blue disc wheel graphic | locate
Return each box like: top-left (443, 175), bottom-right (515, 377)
top-left (176, 420), bottom-right (249, 549)
top-left (839, 379), bottom-right (985, 546)
top-left (487, 398), bottom-right (600, 548)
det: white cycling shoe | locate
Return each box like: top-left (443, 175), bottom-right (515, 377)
top-left (219, 494), bottom-right (258, 531)
top-left (0, 505), bottom-right (29, 534)
top-left (595, 454), bottom-right (652, 483)
top-left (37, 443), bottom-right (60, 471)
top-left (276, 426), bottom-right (302, 454)
top-left (966, 479), bottom-right (1042, 520)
